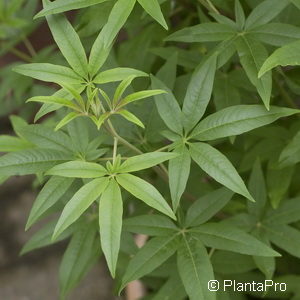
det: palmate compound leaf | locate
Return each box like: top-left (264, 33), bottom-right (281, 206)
top-left (189, 142), bottom-right (254, 202)
top-left (59, 223), bottom-right (101, 299)
top-left (177, 235), bottom-right (215, 300)
top-left (190, 223), bottom-right (280, 257)
top-left (190, 105), bottom-right (299, 141)
top-left (116, 173), bottom-right (176, 220)
top-left (117, 152), bottom-right (178, 173)
top-left (119, 233), bottom-right (181, 292)
top-left (99, 179), bottom-right (123, 277)
top-left (259, 40), bottom-right (300, 78)
top-left (35, 0), bottom-right (110, 18)
top-left (53, 177), bottom-right (109, 240)
top-left (26, 176), bottom-right (74, 230)
top-left (46, 161), bottom-right (108, 178)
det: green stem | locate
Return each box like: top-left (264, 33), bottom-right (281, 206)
top-left (113, 137), bottom-right (118, 165)
top-left (198, 0), bottom-right (220, 15)
top-left (23, 37), bottom-right (36, 57)
top-left (9, 47), bottom-right (32, 62)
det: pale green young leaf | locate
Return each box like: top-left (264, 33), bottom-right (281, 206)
top-left (189, 143), bottom-right (254, 202)
top-left (265, 224), bottom-right (300, 258)
top-left (191, 223), bottom-right (280, 256)
top-left (182, 54), bottom-right (217, 132)
top-left (151, 75), bottom-right (183, 135)
top-left (116, 174), bottom-right (176, 220)
top-left (123, 214), bottom-right (178, 236)
top-left (120, 234), bottom-right (180, 292)
top-left (0, 136), bottom-right (32, 152)
top-left (93, 67), bottom-right (147, 84)
top-left (59, 83), bottom-right (85, 109)
top-left (190, 105), bottom-right (299, 141)
top-left (26, 96), bottom-right (81, 111)
top-left (235, 0), bottom-right (245, 29)
top-left (165, 23), bottom-right (236, 43)
top-left (119, 89), bottom-right (166, 107)
top-left (169, 144), bottom-right (191, 210)
top-left (53, 177), bottom-right (109, 240)
top-left (46, 161), bottom-right (108, 178)
top-left (177, 236), bottom-right (215, 300)
top-left (116, 110), bottom-right (145, 128)
top-left (45, 4), bottom-right (88, 78)
top-left (118, 152), bottom-right (177, 173)
top-left (55, 112), bottom-right (81, 131)
top-left (244, 0), bottom-right (289, 29)
top-left (137, 0), bottom-right (168, 29)
top-left (59, 224), bottom-right (100, 298)
top-left (26, 177), bottom-right (74, 230)
top-left (35, 0), bottom-right (109, 18)
top-left (185, 188), bottom-right (233, 227)
top-left (113, 76), bottom-right (136, 105)
top-left (99, 179), bottom-right (123, 277)
top-left (91, 113), bottom-right (110, 130)
top-left (259, 40), bottom-right (300, 77)
top-left (235, 36), bottom-right (271, 109)
top-left (13, 63), bottom-right (83, 84)
top-left (21, 219), bottom-right (75, 255)
top-left (0, 149), bottom-right (72, 176)
top-left (248, 23), bottom-right (300, 47)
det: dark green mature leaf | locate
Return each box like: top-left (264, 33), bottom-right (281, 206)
top-left (93, 67), bottom-right (147, 84)
top-left (177, 236), bottom-right (215, 300)
top-left (259, 40), bottom-right (300, 77)
top-left (45, 5), bottom-right (88, 78)
top-left (265, 224), bottom-right (300, 258)
top-left (118, 152), bottom-right (177, 173)
top-left (120, 234), bottom-right (180, 292)
top-left (189, 143), bottom-right (254, 201)
top-left (235, 0), bottom-right (245, 30)
top-left (123, 214), bottom-right (178, 236)
top-left (191, 223), bottom-right (280, 256)
top-left (13, 63), bottom-right (83, 84)
top-left (279, 130), bottom-right (300, 167)
top-left (46, 161), bottom-right (107, 178)
top-left (249, 23), bottom-right (300, 46)
top-left (156, 52), bottom-right (177, 90)
top-left (190, 105), bottom-right (299, 141)
top-left (137, 0), bottom-right (167, 29)
top-left (182, 54), bottom-right (217, 132)
top-left (169, 145), bottom-right (191, 210)
top-left (35, 0), bottom-right (109, 18)
top-left (166, 23), bottom-right (236, 43)
top-left (185, 188), bottom-right (233, 227)
top-left (53, 177), bottom-right (109, 240)
top-left (151, 75), bottom-right (183, 135)
top-left (26, 176), bottom-right (74, 230)
top-left (265, 196), bottom-right (300, 225)
top-left (59, 224), bottom-right (100, 298)
top-left (235, 36), bottom-right (271, 109)
top-left (99, 179), bottom-right (123, 277)
top-left (244, 0), bottom-right (289, 29)
top-left (0, 149), bottom-right (72, 176)
top-left (116, 174), bottom-right (176, 220)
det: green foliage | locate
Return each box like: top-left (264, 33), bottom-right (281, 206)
top-left (2, 0), bottom-right (300, 299)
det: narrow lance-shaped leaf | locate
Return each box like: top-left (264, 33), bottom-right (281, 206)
top-left (118, 152), bottom-right (177, 173)
top-left (182, 54), bottom-right (217, 133)
top-left (116, 173), bottom-right (176, 220)
top-left (55, 112), bottom-right (81, 131)
top-left (117, 109), bottom-right (145, 128)
top-left (169, 144), bottom-right (191, 210)
top-left (35, 0), bottom-right (109, 18)
top-left (190, 105), bottom-right (299, 141)
top-left (53, 177), bottom-right (109, 240)
top-left (235, 36), bottom-right (271, 109)
top-left (235, 0), bottom-right (245, 30)
top-left (46, 161), bottom-right (108, 178)
top-left (189, 142), bottom-right (254, 202)
top-left (26, 176), bottom-right (74, 230)
top-left (151, 75), bottom-right (183, 135)
top-left (137, 0), bottom-right (168, 29)
top-left (191, 223), bottom-right (280, 257)
top-left (119, 234), bottom-right (180, 292)
top-left (99, 179), bottom-right (123, 277)
top-left (0, 136), bottom-right (32, 152)
top-left (177, 235), bottom-right (215, 300)
top-left (26, 96), bottom-right (81, 111)
top-left (44, 0), bottom-right (88, 78)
